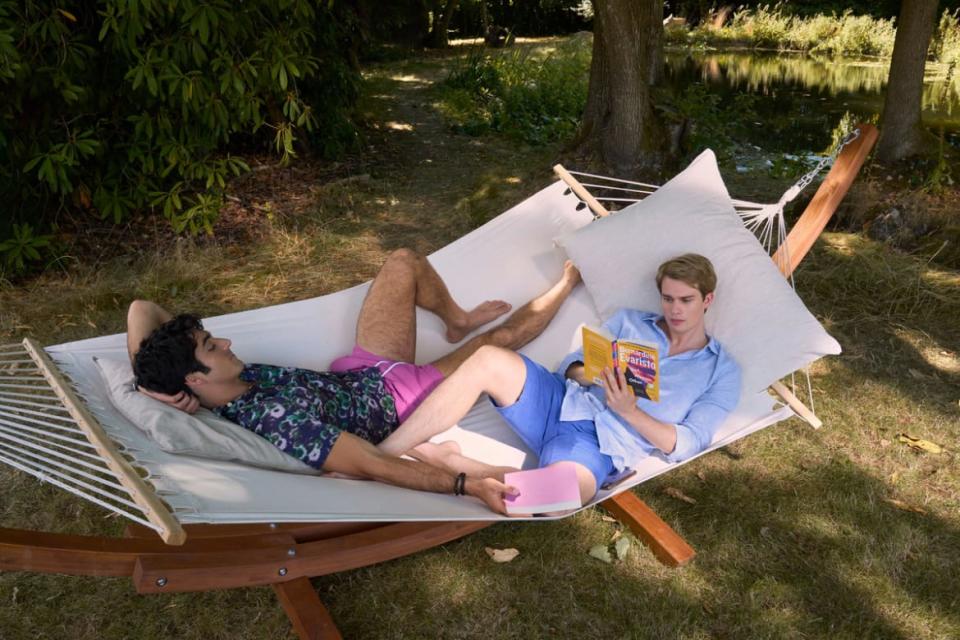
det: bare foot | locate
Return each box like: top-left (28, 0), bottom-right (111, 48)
top-left (561, 260), bottom-right (582, 289)
top-left (486, 465), bottom-right (521, 483)
top-left (433, 440), bottom-right (462, 457)
top-left (411, 440), bottom-right (458, 462)
top-left (445, 300), bottom-right (512, 343)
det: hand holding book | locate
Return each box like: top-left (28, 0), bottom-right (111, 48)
top-left (599, 365), bottom-right (641, 418)
top-left (581, 325), bottom-right (660, 402)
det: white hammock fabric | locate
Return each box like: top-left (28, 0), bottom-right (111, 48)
top-left (28, 180), bottom-right (793, 530)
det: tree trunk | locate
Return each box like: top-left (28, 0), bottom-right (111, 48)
top-left (876, 0), bottom-right (940, 163)
top-left (426, 0), bottom-right (459, 48)
top-left (576, 0), bottom-right (667, 175)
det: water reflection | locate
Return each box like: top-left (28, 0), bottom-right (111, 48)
top-left (663, 50), bottom-right (960, 151)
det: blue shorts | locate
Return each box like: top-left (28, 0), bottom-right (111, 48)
top-left (493, 355), bottom-right (615, 489)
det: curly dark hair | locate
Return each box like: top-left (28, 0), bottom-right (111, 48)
top-left (133, 314), bottom-right (210, 396)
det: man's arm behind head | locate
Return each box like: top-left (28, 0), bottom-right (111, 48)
top-left (126, 300), bottom-right (173, 363)
top-left (127, 301), bottom-right (207, 396)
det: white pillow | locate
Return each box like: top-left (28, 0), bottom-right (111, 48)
top-left (558, 149), bottom-right (840, 394)
top-left (94, 357), bottom-right (316, 474)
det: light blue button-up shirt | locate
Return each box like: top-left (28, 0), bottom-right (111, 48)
top-left (556, 309), bottom-right (741, 470)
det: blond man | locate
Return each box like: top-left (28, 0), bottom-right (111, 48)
top-left (378, 254), bottom-right (741, 505)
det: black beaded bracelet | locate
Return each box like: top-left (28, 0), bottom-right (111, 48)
top-left (453, 472), bottom-right (466, 496)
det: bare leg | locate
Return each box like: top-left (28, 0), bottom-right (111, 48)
top-left (354, 249), bottom-right (512, 361)
top-left (546, 462), bottom-right (598, 510)
top-left (378, 346), bottom-right (528, 457)
top-left (430, 260), bottom-right (581, 377)
top-left (410, 442), bottom-right (517, 481)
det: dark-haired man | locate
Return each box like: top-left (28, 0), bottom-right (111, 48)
top-left (129, 249), bottom-right (582, 513)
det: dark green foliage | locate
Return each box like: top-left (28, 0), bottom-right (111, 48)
top-left (440, 38), bottom-right (591, 144)
top-left (0, 223), bottom-right (52, 272)
top-left (0, 0), bottom-right (360, 273)
top-left (451, 0), bottom-right (591, 38)
top-left (666, 1), bottom-right (960, 23)
top-left (660, 84), bottom-right (759, 161)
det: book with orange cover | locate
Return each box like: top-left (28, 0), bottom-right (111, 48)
top-left (581, 325), bottom-right (660, 402)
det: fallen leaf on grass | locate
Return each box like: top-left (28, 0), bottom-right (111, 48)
top-left (484, 547), bottom-right (519, 563)
top-left (883, 498), bottom-right (927, 515)
top-left (696, 471), bottom-right (707, 483)
top-left (890, 471), bottom-right (900, 484)
top-left (879, 439), bottom-right (891, 447)
top-left (614, 536), bottom-right (632, 560)
top-left (610, 529), bottom-right (622, 543)
top-left (897, 433), bottom-right (943, 454)
top-left (588, 544), bottom-right (613, 564)
top-left (664, 487), bottom-right (697, 504)
top-left (600, 515), bottom-right (618, 523)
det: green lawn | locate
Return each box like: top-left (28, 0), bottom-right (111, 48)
top-left (1, 43), bottom-right (958, 640)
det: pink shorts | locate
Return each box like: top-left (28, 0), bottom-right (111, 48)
top-left (329, 345), bottom-right (444, 423)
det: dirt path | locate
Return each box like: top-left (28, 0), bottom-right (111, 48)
top-left (350, 55), bottom-right (562, 253)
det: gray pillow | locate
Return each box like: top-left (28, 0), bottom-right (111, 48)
top-left (94, 356), bottom-right (316, 474)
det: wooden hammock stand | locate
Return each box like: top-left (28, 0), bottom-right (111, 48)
top-left (0, 125), bottom-right (878, 640)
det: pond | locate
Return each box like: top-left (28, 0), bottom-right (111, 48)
top-left (663, 49), bottom-right (960, 154)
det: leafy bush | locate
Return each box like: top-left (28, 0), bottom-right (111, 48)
top-left (674, 5), bottom-right (910, 59)
top-left (932, 10), bottom-right (960, 66)
top-left (439, 37), bottom-right (591, 145)
top-left (0, 0), bottom-right (360, 274)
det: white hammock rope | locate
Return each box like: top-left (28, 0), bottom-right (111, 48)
top-left (0, 419), bottom-right (99, 452)
top-left (0, 404), bottom-right (79, 424)
top-left (0, 341), bottom-right (173, 538)
top-left (567, 169), bottom-right (661, 189)
top-left (0, 437), bottom-right (133, 498)
top-left (579, 183), bottom-right (657, 194)
top-left (0, 407), bottom-right (89, 434)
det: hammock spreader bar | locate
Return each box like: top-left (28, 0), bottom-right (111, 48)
top-left (0, 340), bottom-right (186, 544)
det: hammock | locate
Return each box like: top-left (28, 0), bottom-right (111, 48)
top-left (0, 124), bottom-right (878, 640)
top-left (2, 172), bottom-right (798, 527)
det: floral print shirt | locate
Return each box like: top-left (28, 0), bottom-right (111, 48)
top-left (214, 364), bottom-right (399, 469)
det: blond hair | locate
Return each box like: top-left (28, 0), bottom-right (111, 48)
top-left (656, 254), bottom-right (717, 298)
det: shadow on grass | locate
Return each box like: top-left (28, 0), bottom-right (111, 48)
top-left (317, 458), bottom-right (959, 639)
top-left (798, 235), bottom-right (960, 421)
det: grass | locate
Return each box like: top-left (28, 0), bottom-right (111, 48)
top-left (666, 5), bottom-right (960, 64)
top-left (2, 39), bottom-right (960, 640)
top-left (437, 36), bottom-right (591, 145)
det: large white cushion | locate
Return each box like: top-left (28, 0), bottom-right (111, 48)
top-left (558, 149), bottom-right (840, 394)
top-left (94, 356), bottom-right (316, 474)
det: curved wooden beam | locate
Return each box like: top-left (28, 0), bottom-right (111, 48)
top-left (773, 123), bottom-right (879, 278)
top-left (133, 521), bottom-right (491, 593)
top-left (1, 520), bottom-right (492, 594)
top-left (0, 526), bottom-right (296, 576)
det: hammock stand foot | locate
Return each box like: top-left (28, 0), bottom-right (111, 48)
top-left (602, 492), bottom-right (696, 567)
top-left (273, 577), bottom-right (342, 640)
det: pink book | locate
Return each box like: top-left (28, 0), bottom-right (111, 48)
top-left (503, 463), bottom-right (582, 515)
